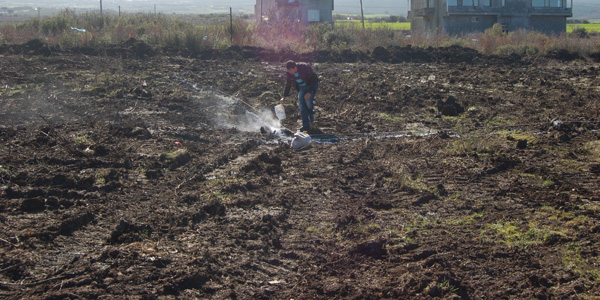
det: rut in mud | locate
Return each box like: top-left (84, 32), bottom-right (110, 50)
top-left (0, 43), bottom-right (600, 299)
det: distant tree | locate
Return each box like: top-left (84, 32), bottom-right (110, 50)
top-left (388, 15), bottom-right (407, 22)
top-left (371, 15), bottom-right (407, 23)
top-left (572, 27), bottom-right (588, 38)
top-left (567, 19), bottom-right (590, 24)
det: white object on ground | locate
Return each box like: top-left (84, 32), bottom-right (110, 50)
top-left (274, 104), bottom-right (286, 120)
top-left (290, 132), bottom-right (311, 149)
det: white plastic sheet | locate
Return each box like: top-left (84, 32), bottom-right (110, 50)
top-left (290, 132), bottom-right (311, 149)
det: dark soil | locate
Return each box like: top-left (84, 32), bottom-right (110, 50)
top-left (1, 41), bottom-right (599, 299)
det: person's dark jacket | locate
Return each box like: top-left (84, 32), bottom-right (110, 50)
top-left (283, 63), bottom-right (319, 97)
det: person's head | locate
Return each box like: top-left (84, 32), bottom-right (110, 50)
top-left (286, 60), bottom-right (297, 74)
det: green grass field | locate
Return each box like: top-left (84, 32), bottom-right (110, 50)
top-left (567, 23), bottom-right (600, 33)
top-left (337, 21), bottom-right (600, 33)
top-left (335, 21), bottom-right (410, 30)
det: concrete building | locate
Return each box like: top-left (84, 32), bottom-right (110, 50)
top-left (255, 0), bottom-right (334, 25)
top-left (410, 0), bottom-right (572, 35)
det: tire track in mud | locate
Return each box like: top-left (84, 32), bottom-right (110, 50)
top-left (266, 139), bottom-right (411, 297)
top-left (273, 176), bottom-right (345, 296)
top-left (204, 144), bottom-right (278, 181)
top-left (185, 142), bottom-right (310, 297)
top-left (186, 138), bottom-right (358, 297)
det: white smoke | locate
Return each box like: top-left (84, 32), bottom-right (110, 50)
top-left (209, 94), bottom-right (282, 133)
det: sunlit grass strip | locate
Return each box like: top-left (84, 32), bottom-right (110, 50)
top-left (336, 21), bottom-right (410, 30)
top-left (375, 112), bottom-right (405, 122)
top-left (562, 245), bottom-right (600, 284)
top-left (336, 22), bottom-right (600, 33)
top-left (331, 22), bottom-right (600, 33)
top-left (485, 221), bottom-right (568, 247)
top-left (583, 140), bottom-right (600, 162)
top-left (567, 23), bottom-right (600, 33)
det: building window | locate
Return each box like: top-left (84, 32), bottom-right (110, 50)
top-left (483, 0), bottom-right (490, 6)
top-left (308, 9), bottom-right (320, 21)
top-left (428, 0), bottom-right (435, 8)
top-left (502, 0), bottom-right (506, 6)
top-left (463, 0), bottom-right (473, 6)
top-left (472, 16), bottom-right (480, 22)
top-left (448, 0), bottom-right (458, 6)
top-left (532, 0), bottom-right (563, 8)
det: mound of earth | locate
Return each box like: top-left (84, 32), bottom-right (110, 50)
top-left (1, 38), bottom-right (578, 64)
top-left (0, 44), bottom-right (599, 299)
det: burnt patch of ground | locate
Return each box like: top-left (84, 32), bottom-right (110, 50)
top-left (0, 46), bottom-right (599, 299)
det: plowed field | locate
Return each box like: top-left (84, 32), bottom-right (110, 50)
top-left (1, 41), bottom-right (599, 299)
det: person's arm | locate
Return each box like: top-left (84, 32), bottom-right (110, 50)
top-left (281, 75), bottom-right (292, 104)
top-left (303, 65), bottom-right (318, 94)
top-left (307, 73), bottom-right (318, 94)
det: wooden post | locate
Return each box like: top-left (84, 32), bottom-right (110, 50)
top-left (230, 7), bottom-right (234, 41)
top-left (360, 0), bottom-right (365, 30)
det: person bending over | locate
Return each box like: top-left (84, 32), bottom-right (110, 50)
top-left (280, 60), bottom-right (319, 132)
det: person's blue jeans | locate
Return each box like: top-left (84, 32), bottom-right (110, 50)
top-left (297, 83), bottom-right (318, 130)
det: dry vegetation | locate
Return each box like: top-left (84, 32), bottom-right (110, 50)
top-left (1, 10), bottom-right (599, 57)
